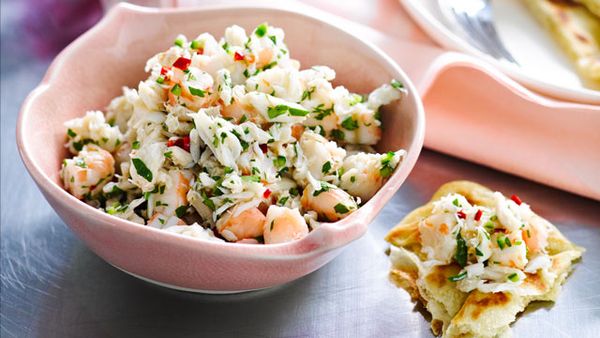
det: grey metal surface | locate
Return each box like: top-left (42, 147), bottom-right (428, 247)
top-left (2, 2), bottom-right (599, 338)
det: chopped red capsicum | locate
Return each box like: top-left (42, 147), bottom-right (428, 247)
top-left (474, 209), bottom-right (483, 221)
top-left (172, 57), bottom-right (191, 71)
top-left (510, 194), bottom-right (522, 205)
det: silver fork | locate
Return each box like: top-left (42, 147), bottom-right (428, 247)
top-left (438, 0), bottom-right (519, 65)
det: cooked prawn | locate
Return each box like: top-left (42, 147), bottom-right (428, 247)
top-left (152, 170), bottom-right (192, 218)
top-left (301, 182), bottom-right (357, 222)
top-left (61, 144), bottom-right (115, 199)
top-left (263, 205), bottom-right (308, 244)
top-left (216, 206), bottom-right (266, 241)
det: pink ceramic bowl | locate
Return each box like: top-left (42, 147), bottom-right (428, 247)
top-left (16, 3), bottom-right (425, 293)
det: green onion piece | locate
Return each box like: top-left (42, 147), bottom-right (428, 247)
top-left (132, 158), bottom-right (153, 182)
top-left (507, 273), bottom-right (519, 282)
top-left (452, 198), bottom-right (460, 207)
top-left (174, 37), bottom-right (184, 47)
top-left (132, 141), bottom-right (140, 149)
top-left (269, 35), bottom-right (277, 45)
top-left (505, 237), bottom-right (512, 247)
top-left (273, 155), bottom-right (286, 168)
top-left (497, 237), bottom-right (505, 250)
top-left (190, 40), bottom-right (201, 50)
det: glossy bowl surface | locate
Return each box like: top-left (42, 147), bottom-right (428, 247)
top-left (17, 3), bottom-right (425, 292)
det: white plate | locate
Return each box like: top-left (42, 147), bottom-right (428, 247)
top-left (402, 0), bottom-right (600, 104)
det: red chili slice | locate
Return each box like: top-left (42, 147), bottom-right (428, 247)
top-left (173, 57), bottom-right (191, 70)
top-left (166, 136), bottom-right (191, 152)
top-left (160, 66), bottom-right (170, 75)
top-left (234, 51), bottom-right (245, 61)
top-left (181, 136), bottom-right (191, 152)
top-left (457, 210), bottom-right (467, 219)
top-left (510, 194), bottom-right (522, 205)
top-left (474, 209), bottom-right (483, 221)
top-left (263, 189), bottom-right (271, 199)
top-left (259, 144), bottom-right (268, 154)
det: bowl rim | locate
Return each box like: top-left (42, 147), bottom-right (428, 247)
top-left (16, 2), bottom-right (425, 258)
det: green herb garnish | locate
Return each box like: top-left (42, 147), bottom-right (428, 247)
top-left (132, 158), bottom-right (153, 182)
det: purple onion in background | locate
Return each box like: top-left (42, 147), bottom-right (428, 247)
top-left (22, 0), bottom-right (103, 58)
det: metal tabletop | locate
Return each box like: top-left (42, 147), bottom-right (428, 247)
top-left (1, 1), bottom-right (599, 337)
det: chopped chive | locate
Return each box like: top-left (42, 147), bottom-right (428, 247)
top-left (330, 129), bottom-right (345, 141)
top-left (448, 271), bottom-right (467, 282)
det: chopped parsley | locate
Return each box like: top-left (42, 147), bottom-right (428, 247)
top-left (497, 237), bottom-right (505, 250)
top-left (190, 40), bottom-right (201, 50)
top-left (132, 141), bottom-right (140, 149)
top-left (67, 129), bottom-right (77, 138)
top-left (334, 203), bottom-right (350, 214)
top-left (189, 86), bottom-right (206, 97)
top-left (330, 129), bottom-right (345, 141)
top-left (175, 205), bottom-right (188, 218)
top-left (269, 35), bottom-right (277, 45)
top-left (164, 151), bottom-right (173, 158)
top-left (507, 273), bottom-right (519, 282)
top-left (156, 76), bottom-right (165, 84)
top-left (255, 23), bottom-right (268, 37)
top-left (174, 37), bottom-right (184, 47)
top-left (277, 196), bottom-right (289, 206)
top-left (289, 187), bottom-right (299, 196)
top-left (171, 84), bottom-right (182, 96)
top-left (312, 104), bottom-right (333, 120)
top-left (313, 182), bottom-right (330, 196)
top-left (132, 158), bottom-right (153, 182)
top-left (301, 87), bottom-right (315, 101)
top-left (267, 104), bottom-right (308, 119)
top-left (390, 79), bottom-right (404, 90)
top-left (241, 175), bottom-right (261, 183)
top-left (74, 158), bottom-right (87, 168)
top-left (379, 151), bottom-right (396, 178)
top-left (341, 117), bottom-right (359, 130)
top-left (262, 61), bottom-right (277, 70)
top-left (452, 198), bottom-right (460, 207)
top-left (322, 161), bottom-right (332, 174)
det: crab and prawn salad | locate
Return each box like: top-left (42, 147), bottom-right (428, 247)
top-left (60, 23), bottom-right (408, 244)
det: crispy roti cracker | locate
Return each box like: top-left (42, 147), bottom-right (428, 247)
top-left (523, 0), bottom-right (600, 87)
top-left (386, 181), bottom-right (584, 337)
top-left (573, 0), bottom-right (600, 17)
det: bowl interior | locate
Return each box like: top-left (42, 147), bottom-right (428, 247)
top-left (21, 5), bottom-right (421, 192)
